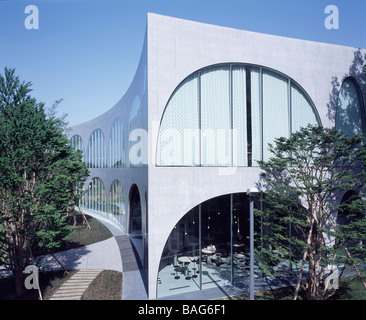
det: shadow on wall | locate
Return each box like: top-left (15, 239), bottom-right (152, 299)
top-left (327, 49), bottom-right (366, 129)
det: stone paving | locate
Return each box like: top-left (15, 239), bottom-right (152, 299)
top-left (50, 269), bottom-right (103, 300)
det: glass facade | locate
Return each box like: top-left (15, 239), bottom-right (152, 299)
top-left (110, 118), bottom-right (125, 168)
top-left (81, 177), bottom-right (107, 213)
top-left (157, 192), bottom-right (308, 298)
top-left (129, 184), bottom-right (142, 235)
top-left (86, 129), bottom-right (107, 168)
top-left (157, 64), bottom-right (321, 167)
top-left (109, 179), bottom-right (126, 227)
top-left (70, 135), bottom-right (84, 158)
top-left (336, 77), bottom-right (366, 136)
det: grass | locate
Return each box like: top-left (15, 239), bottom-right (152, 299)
top-left (0, 270), bottom-right (78, 300)
top-left (0, 212), bottom-right (119, 300)
top-left (219, 273), bottom-right (366, 300)
top-left (58, 211), bottom-right (113, 251)
top-left (81, 270), bottom-right (122, 300)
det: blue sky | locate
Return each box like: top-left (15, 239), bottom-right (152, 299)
top-left (0, 0), bottom-right (365, 126)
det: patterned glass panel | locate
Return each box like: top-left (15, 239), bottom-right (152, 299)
top-left (336, 78), bottom-right (365, 136)
top-left (84, 177), bottom-right (106, 213)
top-left (250, 68), bottom-right (261, 166)
top-left (201, 66), bottom-right (231, 166)
top-left (110, 118), bottom-right (124, 168)
top-left (156, 64), bottom-right (320, 167)
top-left (262, 70), bottom-right (289, 161)
top-left (232, 66), bottom-right (247, 166)
top-left (291, 84), bottom-right (318, 133)
top-left (157, 73), bottom-right (199, 166)
top-left (70, 135), bottom-right (84, 161)
top-left (86, 129), bottom-right (107, 168)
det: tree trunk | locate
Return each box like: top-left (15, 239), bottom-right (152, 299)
top-left (14, 258), bottom-right (25, 298)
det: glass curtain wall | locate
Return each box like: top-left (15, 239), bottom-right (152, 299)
top-left (109, 179), bottom-right (126, 229)
top-left (129, 185), bottom-right (142, 235)
top-left (110, 118), bottom-right (125, 168)
top-left (157, 63), bottom-right (320, 167)
top-left (82, 177), bottom-right (106, 214)
top-left (70, 135), bottom-right (84, 160)
top-left (157, 193), bottom-right (260, 298)
top-left (336, 77), bottom-right (366, 136)
top-left (86, 129), bottom-right (107, 168)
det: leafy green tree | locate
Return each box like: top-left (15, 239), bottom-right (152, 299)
top-left (0, 68), bottom-right (89, 297)
top-left (255, 125), bottom-right (366, 300)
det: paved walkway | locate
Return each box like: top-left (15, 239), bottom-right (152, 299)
top-left (50, 269), bottom-right (103, 300)
top-left (33, 211), bottom-right (148, 300)
top-left (71, 211), bottom-right (148, 300)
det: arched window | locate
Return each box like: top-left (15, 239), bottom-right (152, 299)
top-left (156, 64), bottom-right (321, 167)
top-left (86, 129), bottom-right (107, 168)
top-left (157, 193), bottom-right (263, 298)
top-left (70, 135), bottom-right (84, 160)
top-left (336, 77), bottom-right (365, 136)
top-left (109, 179), bottom-right (125, 215)
top-left (83, 177), bottom-right (106, 212)
top-left (129, 184), bottom-right (142, 235)
top-left (109, 179), bottom-right (126, 229)
top-left (110, 118), bottom-right (124, 168)
top-left (128, 95), bottom-right (143, 167)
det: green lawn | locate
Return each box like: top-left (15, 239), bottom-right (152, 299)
top-left (219, 273), bottom-right (366, 300)
top-left (81, 270), bottom-right (122, 300)
top-left (0, 212), bottom-right (120, 300)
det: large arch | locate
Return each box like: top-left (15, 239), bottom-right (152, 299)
top-left (70, 134), bottom-right (85, 161)
top-left (129, 184), bottom-right (142, 235)
top-left (336, 76), bottom-right (366, 136)
top-left (156, 63), bottom-right (321, 167)
top-left (156, 192), bottom-right (264, 298)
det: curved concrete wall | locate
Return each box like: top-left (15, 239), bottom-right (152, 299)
top-left (69, 13), bottom-right (365, 299)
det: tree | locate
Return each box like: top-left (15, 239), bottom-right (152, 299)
top-left (255, 125), bottom-right (366, 300)
top-left (0, 68), bottom-right (89, 297)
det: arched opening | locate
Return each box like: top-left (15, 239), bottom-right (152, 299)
top-left (157, 192), bottom-right (263, 298)
top-left (336, 77), bottom-right (366, 136)
top-left (109, 179), bottom-right (126, 229)
top-left (129, 184), bottom-right (142, 236)
top-left (156, 63), bottom-right (321, 167)
top-left (82, 177), bottom-right (106, 213)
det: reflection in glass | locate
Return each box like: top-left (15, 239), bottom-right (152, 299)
top-left (109, 179), bottom-right (126, 229)
top-left (130, 185), bottom-right (142, 235)
top-left (82, 177), bottom-right (106, 213)
top-left (157, 193), bottom-right (261, 298)
top-left (336, 77), bottom-right (365, 136)
top-left (110, 118), bottom-right (124, 168)
top-left (86, 129), bottom-right (107, 168)
top-left (157, 64), bottom-right (320, 167)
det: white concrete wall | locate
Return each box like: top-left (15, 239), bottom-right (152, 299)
top-left (147, 13), bottom-right (365, 298)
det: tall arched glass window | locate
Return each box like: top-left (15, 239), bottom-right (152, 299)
top-left (109, 179), bottom-right (126, 229)
top-left (86, 129), bottom-right (107, 168)
top-left (109, 179), bottom-right (125, 214)
top-left (156, 63), bottom-right (321, 167)
top-left (110, 118), bottom-right (124, 168)
top-left (70, 135), bottom-right (84, 161)
top-left (336, 77), bottom-right (365, 136)
top-left (83, 177), bottom-right (106, 212)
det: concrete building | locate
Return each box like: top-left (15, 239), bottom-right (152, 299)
top-left (68, 13), bottom-right (366, 299)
